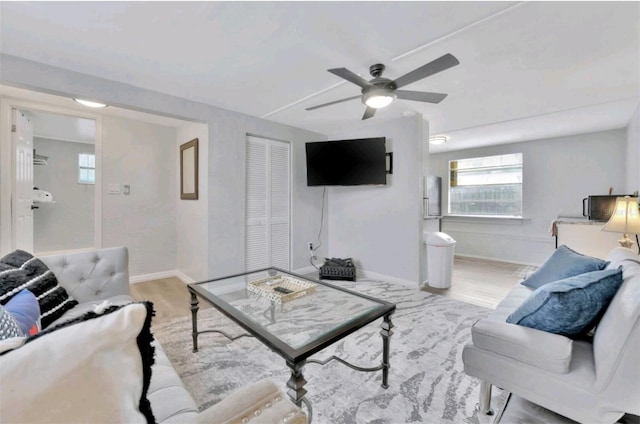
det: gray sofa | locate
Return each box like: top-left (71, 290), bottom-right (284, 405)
top-left (39, 246), bottom-right (306, 424)
top-left (462, 247), bottom-right (640, 423)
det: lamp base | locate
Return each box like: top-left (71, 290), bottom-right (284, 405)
top-left (618, 234), bottom-right (635, 249)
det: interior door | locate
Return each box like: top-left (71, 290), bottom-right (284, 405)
top-left (11, 109), bottom-right (34, 252)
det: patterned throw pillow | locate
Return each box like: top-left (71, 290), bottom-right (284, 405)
top-left (0, 250), bottom-right (78, 328)
top-left (4, 290), bottom-right (40, 335)
top-left (0, 304), bottom-right (24, 340)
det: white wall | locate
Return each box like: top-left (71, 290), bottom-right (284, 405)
top-left (33, 138), bottom-right (94, 253)
top-left (176, 122), bottom-right (209, 282)
top-left (430, 129), bottom-right (627, 265)
top-left (627, 104), bottom-right (640, 193)
top-left (328, 116), bottom-right (425, 285)
top-left (0, 54), bottom-right (327, 279)
top-left (101, 116), bottom-right (177, 277)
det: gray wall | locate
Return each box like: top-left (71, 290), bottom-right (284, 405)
top-left (176, 122), bottom-right (209, 282)
top-left (328, 116), bottom-right (425, 284)
top-left (627, 104), bottom-right (640, 194)
top-left (430, 129), bottom-right (627, 265)
top-left (0, 54), bottom-right (327, 278)
top-left (33, 138), bottom-right (94, 253)
top-left (101, 116), bottom-right (177, 276)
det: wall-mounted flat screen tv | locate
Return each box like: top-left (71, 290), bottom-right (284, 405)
top-left (305, 137), bottom-right (387, 186)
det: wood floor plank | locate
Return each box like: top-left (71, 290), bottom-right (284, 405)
top-left (130, 277), bottom-right (211, 326)
top-left (131, 257), bottom-right (537, 326)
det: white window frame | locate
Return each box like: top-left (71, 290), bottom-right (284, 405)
top-left (448, 153), bottom-right (523, 218)
top-left (78, 152), bottom-right (96, 185)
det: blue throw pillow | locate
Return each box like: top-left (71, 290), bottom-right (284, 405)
top-left (522, 245), bottom-right (609, 290)
top-left (507, 268), bottom-right (623, 337)
top-left (4, 290), bottom-right (40, 335)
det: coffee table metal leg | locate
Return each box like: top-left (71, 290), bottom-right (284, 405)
top-left (286, 360), bottom-right (312, 422)
top-left (380, 312), bottom-right (394, 389)
top-left (190, 290), bottom-right (199, 352)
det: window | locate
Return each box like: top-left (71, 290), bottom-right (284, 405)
top-left (78, 153), bottom-right (95, 184)
top-left (448, 153), bottom-right (522, 217)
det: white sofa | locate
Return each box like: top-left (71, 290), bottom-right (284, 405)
top-left (39, 246), bottom-right (306, 424)
top-left (462, 247), bottom-right (640, 423)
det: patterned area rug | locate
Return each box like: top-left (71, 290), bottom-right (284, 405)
top-left (153, 279), bottom-right (507, 424)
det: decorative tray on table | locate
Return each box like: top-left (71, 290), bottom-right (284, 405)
top-left (247, 275), bottom-right (317, 304)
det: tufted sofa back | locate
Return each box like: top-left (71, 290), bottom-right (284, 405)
top-left (39, 246), bottom-right (130, 303)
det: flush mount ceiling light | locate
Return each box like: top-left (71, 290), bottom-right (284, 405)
top-left (362, 87), bottom-right (397, 109)
top-left (429, 136), bottom-right (448, 145)
top-left (73, 98), bottom-right (108, 108)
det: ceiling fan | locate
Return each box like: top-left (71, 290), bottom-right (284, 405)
top-left (306, 53), bottom-right (460, 120)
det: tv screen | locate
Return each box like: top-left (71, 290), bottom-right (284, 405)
top-left (305, 137), bottom-right (387, 186)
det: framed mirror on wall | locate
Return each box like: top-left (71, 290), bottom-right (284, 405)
top-left (180, 138), bottom-right (198, 200)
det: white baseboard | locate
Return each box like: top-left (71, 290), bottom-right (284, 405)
top-left (454, 253), bottom-right (539, 267)
top-left (130, 270), bottom-right (178, 284)
top-left (292, 266), bottom-right (318, 276)
top-left (358, 270), bottom-right (419, 289)
top-left (174, 270), bottom-right (194, 285)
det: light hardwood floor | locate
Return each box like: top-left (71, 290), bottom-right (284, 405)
top-left (131, 256), bottom-right (537, 325)
top-left (130, 277), bottom-right (211, 326)
top-left (422, 256), bottom-right (536, 309)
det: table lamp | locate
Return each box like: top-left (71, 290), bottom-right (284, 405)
top-left (602, 196), bottom-right (640, 248)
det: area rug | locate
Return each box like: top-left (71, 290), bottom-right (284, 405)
top-left (153, 279), bottom-right (507, 424)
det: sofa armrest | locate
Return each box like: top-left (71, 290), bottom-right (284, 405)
top-left (197, 379), bottom-right (306, 424)
top-left (471, 318), bottom-right (573, 374)
top-left (38, 247), bottom-right (130, 303)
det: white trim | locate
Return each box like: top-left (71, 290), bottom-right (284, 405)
top-left (130, 270), bottom-right (177, 284)
top-left (358, 269), bottom-right (418, 289)
top-left (454, 253), bottom-right (540, 267)
top-left (441, 229), bottom-right (554, 244)
top-left (443, 215), bottom-right (529, 223)
top-left (174, 270), bottom-right (195, 284)
top-left (129, 269), bottom-right (198, 285)
top-left (292, 265), bottom-right (317, 276)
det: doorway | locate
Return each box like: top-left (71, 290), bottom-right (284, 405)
top-left (1, 98), bottom-right (102, 255)
top-left (28, 109), bottom-right (97, 254)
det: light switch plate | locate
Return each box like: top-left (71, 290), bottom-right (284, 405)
top-left (108, 184), bottom-right (121, 194)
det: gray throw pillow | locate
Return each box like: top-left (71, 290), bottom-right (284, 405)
top-left (522, 245), bottom-right (609, 290)
top-left (507, 267), bottom-right (623, 337)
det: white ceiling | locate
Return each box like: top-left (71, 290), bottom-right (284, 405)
top-left (2, 85), bottom-right (190, 145)
top-left (25, 109), bottom-right (96, 144)
top-left (1, 2), bottom-right (638, 152)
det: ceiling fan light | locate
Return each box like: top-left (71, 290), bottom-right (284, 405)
top-left (365, 95), bottom-right (394, 109)
top-left (73, 98), bottom-right (108, 108)
top-left (363, 88), bottom-right (396, 109)
top-left (429, 136), bottom-right (448, 145)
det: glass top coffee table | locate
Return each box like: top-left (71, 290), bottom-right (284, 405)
top-left (187, 267), bottom-right (396, 421)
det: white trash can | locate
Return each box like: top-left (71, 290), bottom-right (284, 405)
top-left (425, 232), bottom-right (456, 288)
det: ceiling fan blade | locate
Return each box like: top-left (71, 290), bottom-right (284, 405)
top-left (392, 53), bottom-right (460, 89)
top-left (305, 95), bottom-right (361, 111)
top-left (395, 90), bottom-right (448, 104)
top-left (362, 107), bottom-right (376, 120)
top-left (328, 68), bottom-right (372, 89)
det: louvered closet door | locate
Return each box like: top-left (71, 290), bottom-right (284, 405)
top-left (245, 136), bottom-right (290, 271)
